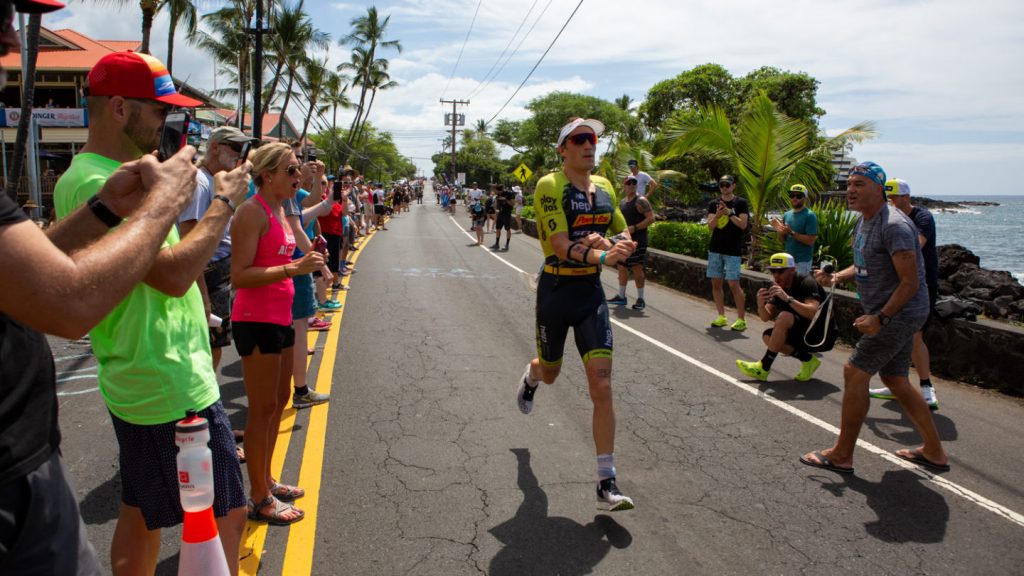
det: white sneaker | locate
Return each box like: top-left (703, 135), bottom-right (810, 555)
top-left (596, 477), bottom-right (634, 511)
top-left (920, 385), bottom-right (939, 411)
top-left (516, 364), bottom-right (539, 414)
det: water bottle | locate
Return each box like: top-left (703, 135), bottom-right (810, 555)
top-left (176, 409), bottom-right (214, 512)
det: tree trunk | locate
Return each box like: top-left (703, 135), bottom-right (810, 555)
top-left (264, 59), bottom-right (283, 109)
top-left (139, 1), bottom-right (155, 54)
top-left (300, 96), bottom-right (315, 145)
top-left (166, 12), bottom-right (177, 74)
top-left (352, 88), bottom-right (377, 146)
top-left (5, 14), bottom-right (41, 202)
top-left (277, 70), bottom-right (294, 139)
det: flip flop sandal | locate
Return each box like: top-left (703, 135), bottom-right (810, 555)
top-left (248, 496), bottom-right (304, 526)
top-left (799, 450), bottom-right (854, 474)
top-left (895, 449), bottom-right (951, 472)
top-left (269, 481), bottom-right (305, 502)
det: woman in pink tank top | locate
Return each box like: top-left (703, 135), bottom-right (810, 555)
top-left (230, 142), bottom-right (323, 525)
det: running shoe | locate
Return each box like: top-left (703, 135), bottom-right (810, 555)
top-left (711, 315), bottom-right (728, 327)
top-left (730, 318), bottom-right (748, 331)
top-left (516, 364), bottom-right (539, 415)
top-left (631, 298), bottom-right (646, 311)
top-left (596, 477), bottom-right (635, 511)
top-left (794, 356), bottom-right (822, 382)
top-left (293, 390), bottom-right (330, 409)
top-left (318, 300), bottom-right (342, 310)
top-left (921, 385), bottom-right (939, 411)
top-left (735, 359), bottom-right (769, 382)
top-left (868, 386), bottom-right (897, 400)
top-left (308, 318), bottom-right (331, 331)
top-left (607, 295), bottom-right (628, 306)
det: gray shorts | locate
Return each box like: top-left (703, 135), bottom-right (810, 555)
top-left (849, 314), bottom-right (927, 377)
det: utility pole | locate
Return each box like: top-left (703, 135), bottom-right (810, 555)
top-left (247, 1), bottom-right (270, 141)
top-left (440, 99), bottom-right (468, 189)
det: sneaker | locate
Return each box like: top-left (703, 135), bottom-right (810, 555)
top-left (318, 300), bottom-right (342, 310)
top-left (293, 390), bottom-right (330, 409)
top-left (736, 359), bottom-right (769, 382)
top-left (631, 298), bottom-right (646, 311)
top-left (868, 386), bottom-right (897, 400)
top-left (607, 295), bottom-right (628, 306)
top-left (308, 318), bottom-right (331, 331)
top-left (711, 315), bottom-right (729, 327)
top-left (516, 364), bottom-right (539, 415)
top-left (596, 477), bottom-right (635, 512)
top-left (921, 385), bottom-right (939, 411)
top-left (730, 318), bottom-right (748, 331)
top-left (794, 356), bottom-right (822, 382)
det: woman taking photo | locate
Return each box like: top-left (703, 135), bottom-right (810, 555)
top-left (231, 142), bottom-right (324, 525)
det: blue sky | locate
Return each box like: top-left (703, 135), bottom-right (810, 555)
top-left (52, 0), bottom-right (1024, 196)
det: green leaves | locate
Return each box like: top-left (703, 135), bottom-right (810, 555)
top-left (648, 222), bottom-right (711, 259)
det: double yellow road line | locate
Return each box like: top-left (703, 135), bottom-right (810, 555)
top-left (240, 226), bottom-right (377, 575)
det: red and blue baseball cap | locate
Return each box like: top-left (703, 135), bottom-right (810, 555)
top-left (14, 0), bottom-right (65, 13)
top-left (87, 51), bottom-right (202, 107)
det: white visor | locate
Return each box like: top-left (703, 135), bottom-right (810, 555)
top-left (556, 118), bottom-right (605, 147)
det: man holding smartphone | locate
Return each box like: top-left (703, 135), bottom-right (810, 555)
top-left (55, 51), bottom-right (252, 575)
top-left (706, 175), bottom-right (750, 331)
top-left (178, 126), bottom-right (257, 370)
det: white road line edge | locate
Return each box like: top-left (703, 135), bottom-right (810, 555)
top-left (446, 211), bottom-right (1024, 529)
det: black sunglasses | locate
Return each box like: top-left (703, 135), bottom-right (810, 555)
top-left (566, 132), bottom-right (597, 146)
top-left (719, 182), bottom-right (733, 188)
top-left (789, 193), bottom-right (805, 199)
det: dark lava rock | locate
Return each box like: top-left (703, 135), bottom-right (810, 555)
top-left (938, 244), bottom-right (1024, 319)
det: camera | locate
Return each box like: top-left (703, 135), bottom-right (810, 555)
top-left (820, 261), bottom-right (835, 274)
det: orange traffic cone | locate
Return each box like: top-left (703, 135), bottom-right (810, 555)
top-left (178, 506), bottom-right (230, 576)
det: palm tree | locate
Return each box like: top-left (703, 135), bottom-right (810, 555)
top-left (614, 94), bottom-right (634, 112)
top-left (474, 118), bottom-right (488, 135)
top-left (337, 46), bottom-right (371, 145)
top-left (194, 0), bottom-right (258, 127)
top-left (659, 91), bottom-right (875, 264)
top-left (338, 6), bottom-right (401, 154)
top-left (297, 56), bottom-right (330, 144)
top-left (138, 0), bottom-right (160, 54)
top-left (350, 61), bottom-right (397, 145)
top-left (161, 0), bottom-right (197, 74)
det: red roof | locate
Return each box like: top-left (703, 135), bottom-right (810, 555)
top-left (217, 109), bottom-right (304, 140)
top-left (0, 28), bottom-right (141, 71)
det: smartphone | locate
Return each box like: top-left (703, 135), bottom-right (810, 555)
top-left (158, 111), bottom-right (190, 161)
top-left (332, 179), bottom-right (344, 202)
top-left (239, 141), bottom-right (252, 164)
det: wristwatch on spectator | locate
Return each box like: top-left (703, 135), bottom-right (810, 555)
top-left (878, 312), bottom-right (891, 326)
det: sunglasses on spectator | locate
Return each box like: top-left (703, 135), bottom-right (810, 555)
top-left (719, 182), bottom-right (733, 188)
top-left (566, 132), bottom-right (597, 146)
top-left (280, 164), bottom-right (301, 176)
top-left (789, 193), bottom-right (804, 199)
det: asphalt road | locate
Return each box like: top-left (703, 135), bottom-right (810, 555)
top-left (55, 194), bottom-right (1024, 575)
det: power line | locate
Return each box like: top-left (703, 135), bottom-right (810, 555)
top-left (485, 0), bottom-right (585, 127)
top-left (439, 0), bottom-right (483, 101)
top-left (466, 0), bottom-right (539, 100)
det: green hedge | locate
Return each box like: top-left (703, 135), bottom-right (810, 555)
top-left (648, 221), bottom-right (710, 259)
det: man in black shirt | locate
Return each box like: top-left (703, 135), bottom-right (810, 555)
top-left (706, 175), bottom-right (750, 330)
top-left (491, 184), bottom-right (515, 251)
top-left (607, 176), bottom-right (655, 310)
top-left (0, 4), bottom-right (231, 569)
top-left (736, 253), bottom-right (833, 382)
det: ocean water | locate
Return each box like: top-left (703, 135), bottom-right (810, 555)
top-left (929, 195), bottom-right (1023, 283)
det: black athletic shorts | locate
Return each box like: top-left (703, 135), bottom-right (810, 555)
top-left (233, 321), bottom-right (296, 356)
top-left (203, 257), bottom-right (233, 348)
top-left (620, 240), bottom-right (648, 268)
top-left (535, 272), bottom-right (612, 367)
top-left (495, 213), bottom-right (512, 230)
top-left (763, 315), bottom-right (837, 354)
top-left (374, 204), bottom-right (386, 216)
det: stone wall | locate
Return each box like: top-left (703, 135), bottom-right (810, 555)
top-left (521, 219), bottom-right (1023, 396)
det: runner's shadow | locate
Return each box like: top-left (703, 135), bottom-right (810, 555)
top-left (810, 469), bottom-right (949, 543)
top-left (489, 449), bottom-right (631, 576)
top-left (865, 402), bottom-right (959, 442)
top-left (609, 307), bottom-right (644, 319)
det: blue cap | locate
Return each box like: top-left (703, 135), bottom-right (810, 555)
top-left (848, 161), bottom-right (886, 186)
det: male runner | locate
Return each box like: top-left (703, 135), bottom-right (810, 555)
top-left (516, 117), bottom-right (637, 511)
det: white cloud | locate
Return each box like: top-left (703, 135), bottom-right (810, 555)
top-left (42, 0), bottom-right (1024, 180)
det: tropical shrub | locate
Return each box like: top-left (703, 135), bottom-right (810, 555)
top-left (648, 221), bottom-right (711, 259)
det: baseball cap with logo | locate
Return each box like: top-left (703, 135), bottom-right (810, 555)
top-left (789, 184), bottom-right (807, 196)
top-left (719, 175), bottom-right (735, 185)
top-left (627, 159), bottom-right (638, 166)
top-left (87, 52), bottom-right (201, 107)
top-left (767, 252), bottom-right (796, 270)
top-left (885, 178), bottom-right (911, 197)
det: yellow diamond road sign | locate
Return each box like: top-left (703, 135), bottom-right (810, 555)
top-left (513, 163), bottom-right (533, 183)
